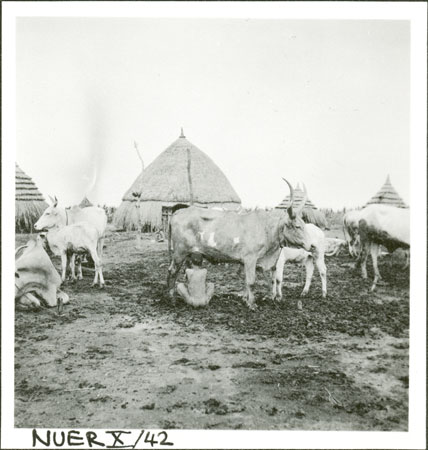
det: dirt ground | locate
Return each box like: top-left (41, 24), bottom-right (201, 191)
top-left (15, 228), bottom-right (409, 430)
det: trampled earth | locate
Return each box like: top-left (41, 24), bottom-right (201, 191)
top-left (15, 229), bottom-right (409, 430)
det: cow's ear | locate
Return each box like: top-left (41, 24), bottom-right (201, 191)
top-left (48, 195), bottom-right (55, 204)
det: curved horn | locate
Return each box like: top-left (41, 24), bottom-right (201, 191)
top-left (53, 196), bottom-right (58, 207)
top-left (282, 177), bottom-right (295, 218)
top-left (48, 195), bottom-right (55, 205)
top-left (295, 183), bottom-right (308, 215)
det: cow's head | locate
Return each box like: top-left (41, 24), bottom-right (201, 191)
top-left (34, 196), bottom-right (64, 231)
top-left (279, 180), bottom-right (310, 251)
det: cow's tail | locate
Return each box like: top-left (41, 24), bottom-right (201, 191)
top-left (168, 220), bottom-right (172, 260)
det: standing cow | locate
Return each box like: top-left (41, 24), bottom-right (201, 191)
top-left (356, 204), bottom-right (410, 291)
top-left (34, 197), bottom-right (107, 281)
top-left (168, 179), bottom-right (311, 309)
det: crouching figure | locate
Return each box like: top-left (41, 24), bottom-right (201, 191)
top-left (176, 253), bottom-right (214, 307)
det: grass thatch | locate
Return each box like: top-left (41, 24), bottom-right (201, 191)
top-left (114, 134), bottom-right (241, 230)
top-left (15, 163), bottom-right (48, 233)
top-left (365, 175), bottom-right (408, 208)
top-left (16, 199), bottom-right (48, 233)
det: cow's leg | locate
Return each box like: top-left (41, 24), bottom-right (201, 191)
top-left (315, 256), bottom-right (327, 298)
top-left (244, 258), bottom-right (257, 310)
top-left (370, 243), bottom-right (381, 292)
top-left (301, 257), bottom-right (314, 297)
top-left (97, 238), bottom-right (105, 260)
top-left (68, 254), bottom-right (77, 282)
top-left (357, 242), bottom-right (369, 279)
top-left (60, 253), bottom-right (67, 283)
top-left (272, 257), bottom-right (285, 301)
top-left (77, 257), bottom-right (83, 280)
top-left (89, 247), bottom-right (104, 288)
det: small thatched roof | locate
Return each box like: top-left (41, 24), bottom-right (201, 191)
top-left (365, 175), bottom-right (408, 208)
top-left (276, 183), bottom-right (327, 229)
top-left (114, 131), bottom-right (241, 230)
top-left (16, 163), bottom-right (48, 233)
top-left (79, 196), bottom-right (93, 208)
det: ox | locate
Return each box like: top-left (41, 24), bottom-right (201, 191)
top-left (355, 204), bottom-right (410, 291)
top-left (15, 238), bottom-right (69, 310)
top-left (38, 222), bottom-right (105, 287)
top-left (167, 179), bottom-right (311, 309)
top-left (34, 197), bottom-right (107, 278)
top-left (343, 209), bottom-right (363, 257)
top-left (272, 223), bottom-right (327, 304)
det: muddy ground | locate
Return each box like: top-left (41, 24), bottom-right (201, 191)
top-left (15, 228), bottom-right (409, 430)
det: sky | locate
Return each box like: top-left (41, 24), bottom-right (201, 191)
top-left (16, 17), bottom-right (410, 210)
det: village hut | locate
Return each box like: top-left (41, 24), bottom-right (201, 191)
top-left (365, 175), bottom-right (408, 208)
top-left (113, 130), bottom-right (242, 231)
top-left (15, 163), bottom-right (48, 233)
top-left (276, 183), bottom-right (327, 229)
top-left (79, 196), bottom-right (93, 208)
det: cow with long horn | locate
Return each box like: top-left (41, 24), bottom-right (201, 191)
top-left (167, 178), bottom-right (311, 309)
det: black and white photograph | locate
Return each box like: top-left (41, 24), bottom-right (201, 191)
top-left (2, 2), bottom-right (427, 449)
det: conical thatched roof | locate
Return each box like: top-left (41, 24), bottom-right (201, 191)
top-left (276, 183), bottom-right (327, 229)
top-left (365, 175), bottom-right (408, 208)
top-left (79, 196), bottom-right (93, 208)
top-left (15, 163), bottom-right (48, 233)
top-left (114, 131), bottom-right (241, 230)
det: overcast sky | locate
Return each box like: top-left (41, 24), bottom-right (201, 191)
top-left (16, 18), bottom-right (410, 209)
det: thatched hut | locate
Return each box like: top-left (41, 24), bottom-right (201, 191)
top-left (79, 196), bottom-right (93, 208)
top-left (276, 183), bottom-right (327, 229)
top-left (114, 131), bottom-right (241, 231)
top-left (365, 175), bottom-right (408, 208)
top-left (15, 163), bottom-right (48, 233)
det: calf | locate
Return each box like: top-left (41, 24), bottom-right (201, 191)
top-left (38, 222), bottom-right (105, 287)
top-left (272, 223), bottom-right (327, 301)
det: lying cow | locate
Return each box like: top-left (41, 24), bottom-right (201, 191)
top-left (168, 179), bottom-right (311, 309)
top-left (34, 196), bottom-right (107, 279)
top-left (272, 223), bottom-right (327, 302)
top-left (324, 237), bottom-right (347, 257)
top-left (37, 222), bottom-right (105, 287)
top-left (15, 238), bottom-right (69, 310)
top-left (356, 204), bottom-right (410, 291)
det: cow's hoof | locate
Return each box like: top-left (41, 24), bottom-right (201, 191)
top-left (99, 284), bottom-right (105, 289)
top-left (78, 276), bottom-right (83, 281)
top-left (322, 292), bottom-right (327, 299)
top-left (247, 303), bottom-right (257, 311)
top-left (300, 291), bottom-right (308, 298)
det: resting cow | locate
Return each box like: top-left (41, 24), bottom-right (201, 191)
top-left (324, 237), bottom-right (347, 257)
top-left (15, 238), bottom-right (69, 310)
top-left (38, 222), bottom-right (105, 287)
top-left (168, 179), bottom-right (311, 309)
top-left (356, 204), bottom-right (410, 291)
top-left (273, 223), bottom-right (327, 302)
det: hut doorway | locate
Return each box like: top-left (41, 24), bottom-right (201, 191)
top-left (161, 204), bottom-right (188, 235)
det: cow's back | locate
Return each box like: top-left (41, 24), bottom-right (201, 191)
top-left (68, 206), bottom-right (107, 238)
top-left (359, 205), bottom-right (410, 247)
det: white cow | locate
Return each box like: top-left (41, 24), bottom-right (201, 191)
top-left (356, 204), bottom-right (410, 291)
top-left (272, 223), bottom-right (327, 301)
top-left (34, 197), bottom-right (107, 278)
top-left (38, 222), bottom-right (105, 287)
top-left (343, 209), bottom-right (363, 257)
top-left (324, 238), bottom-right (347, 256)
top-left (15, 238), bottom-right (69, 310)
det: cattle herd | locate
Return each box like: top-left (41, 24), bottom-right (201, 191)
top-left (15, 179), bottom-right (410, 311)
